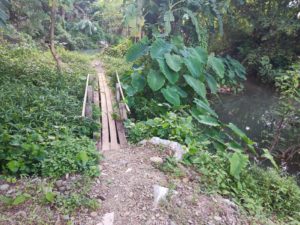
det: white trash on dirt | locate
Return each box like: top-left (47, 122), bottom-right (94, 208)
top-left (97, 212), bottom-right (114, 225)
top-left (140, 137), bottom-right (186, 161)
top-left (153, 185), bottom-right (169, 207)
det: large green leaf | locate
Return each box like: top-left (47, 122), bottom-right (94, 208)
top-left (131, 72), bottom-right (146, 91)
top-left (164, 10), bottom-right (175, 35)
top-left (12, 194), bottom-right (29, 206)
top-left (183, 75), bottom-right (206, 98)
top-left (224, 56), bottom-right (246, 80)
top-left (174, 86), bottom-right (188, 98)
top-left (208, 55), bottom-right (225, 78)
top-left (262, 148), bottom-right (278, 170)
top-left (147, 69), bottom-right (165, 91)
top-left (164, 53), bottom-right (182, 72)
top-left (182, 47), bottom-right (207, 79)
top-left (205, 73), bottom-right (218, 94)
top-left (192, 114), bottom-right (220, 127)
top-left (150, 39), bottom-right (172, 59)
top-left (161, 86), bottom-right (180, 106)
top-left (0, 0), bottom-right (10, 27)
top-left (195, 47), bottom-right (208, 63)
top-left (229, 152), bottom-right (249, 180)
top-left (126, 38), bottom-right (149, 62)
top-left (76, 151), bottom-right (89, 166)
top-left (158, 59), bottom-right (179, 84)
top-left (227, 123), bottom-right (256, 154)
top-left (7, 160), bottom-right (20, 173)
top-left (194, 98), bottom-right (218, 118)
top-left (182, 8), bottom-right (202, 43)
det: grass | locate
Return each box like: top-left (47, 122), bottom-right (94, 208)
top-left (0, 175), bottom-right (99, 224)
top-left (0, 42), bottom-right (100, 177)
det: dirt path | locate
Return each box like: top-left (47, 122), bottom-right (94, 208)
top-left (77, 143), bottom-right (248, 225)
top-left (91, 146), bottom-right (169, 225)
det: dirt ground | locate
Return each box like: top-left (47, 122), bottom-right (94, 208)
top-left (1, 144), bottom-right (272, 225)
top-left (76, 144), bottom-right (253, 225)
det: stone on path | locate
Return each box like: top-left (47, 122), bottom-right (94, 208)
top-left (150, 156), bottom-right (163, 164)
top-left (153, 185), bottom-right (169, 207)
top-left (140, 137), bottom-right (186, 161)
top-left (0, 184), bottom-right (9, 191)
top-left (97, 212), bottom-right (114, 225)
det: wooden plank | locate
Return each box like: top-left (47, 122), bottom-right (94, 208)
top-left (99, 73), bottom-right (110, 151)
top-left (85, 103), bottom-right (92, 119)
top-left (119, 103), bottom-right (128, 120)
top-left (87, 85), bottom-right (93, 103)
top-left (93, 90), bottom-right (101, 151)
top-left (116, 120), bottom-right (127, 148)
top-left (102, 74), bottom-right (119, 150)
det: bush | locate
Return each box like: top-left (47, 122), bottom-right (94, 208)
top-left (41, 137), bottom-right (100, 177)
top-left (104, 39), bottom-right (132, 58)
top-left (186, 150), bottom-right (300, 221)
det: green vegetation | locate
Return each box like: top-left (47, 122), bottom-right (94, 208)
top-left (0, 43), bottom-right (100, 177)
top-left (1, 0), bottom-right (300, 223)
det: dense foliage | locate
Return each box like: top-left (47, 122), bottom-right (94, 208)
top-left (0, 43), bottom-right (100, 177)
top-left (211, 0), bottom-right (300, 83)
top-left (1, 0), bottom-right (300, 223)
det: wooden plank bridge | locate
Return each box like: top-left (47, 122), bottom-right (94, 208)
top-left (83, 60), bottom-right (128, 151)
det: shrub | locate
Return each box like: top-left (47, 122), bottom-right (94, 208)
top-left (41, 137), bottom-right (100, 177)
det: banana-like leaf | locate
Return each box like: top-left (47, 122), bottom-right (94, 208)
top-left (208, 55), bottom-right (225, 78)
top-left (227, 123), bottom-right (256, 154)
top-left (262, 148), bottom-right (278, 170)
top-left (161, 86), bottom-right (181, 106)
top-left (147, 69), bottom-right (165, 91)
top-left (205, 73), bottom-right (218, 94)
top-left (164, 10), bottom-right (174, 36)
top-left (174, 86), bottom-right (188, 98)
top-left (182, 47), bottom-right (207, 79)
top-left (126, 38), bottom-right (149, 62)
top-left (229, 152), bottom-right (249, 180)
top-left (182, 8), bottom-right (202, 43)
top-left (164, 53), bottom-right (182, 72)
top-left (150, 38), bottom-right (172, 59)
top-left (191, 113), bottom-right (220, 127)
top-left (131, 72), bottom-right (146, 91)
top-left (194, 98), bottom-right (218, 118)
top-left (158, 59), bottom-right (179, 84)
top-left (183, 75), bottom-right (206, 99)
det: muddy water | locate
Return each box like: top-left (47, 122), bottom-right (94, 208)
top-left (212, 77), bottom-right (300, 179)
top-left (212, 77), bottom-right (278, 142)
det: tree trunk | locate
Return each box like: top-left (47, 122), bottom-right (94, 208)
top-left (49, 0), bottom-right (62, 72)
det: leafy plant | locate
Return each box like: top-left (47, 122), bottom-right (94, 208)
top-left (125, 37), bottom-right (246, 107)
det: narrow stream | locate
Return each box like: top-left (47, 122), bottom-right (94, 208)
top-left (212, 77), bottom-right (300, 179)
top-left (212, 77), bottom-right (278, 143)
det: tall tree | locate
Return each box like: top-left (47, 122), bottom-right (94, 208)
top-left (49, 0), bottom-right (62, 72)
